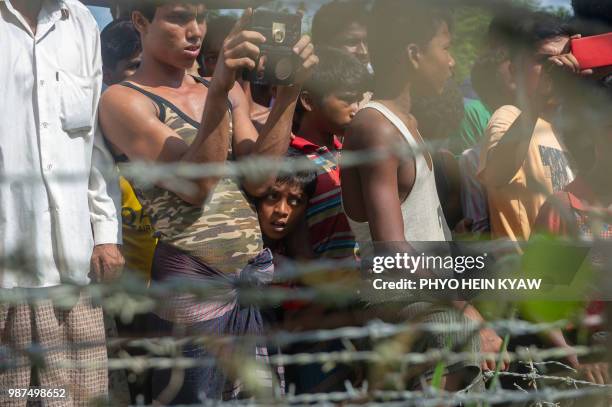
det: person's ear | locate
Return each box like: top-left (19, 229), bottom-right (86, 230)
top-left (406, 44), bottom-right (421, 70)
top-left (132, 11), bottom-right (150, 35)
top-left (102, 67), bottom-right (113, 87)
top-left (299, 91), bottom-right (315, 112)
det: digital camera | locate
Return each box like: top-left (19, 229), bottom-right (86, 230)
top-left (243, 10), bottom-right (302, 86)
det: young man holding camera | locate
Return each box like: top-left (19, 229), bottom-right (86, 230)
top-left (99, 1), bottom-right (317, 402)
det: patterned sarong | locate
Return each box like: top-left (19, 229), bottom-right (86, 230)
top-left (150, 242), bottom-right (276, 403)
top-left (0, 293), bottom-right (107, 406)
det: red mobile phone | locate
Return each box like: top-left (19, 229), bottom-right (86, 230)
top-left (571, 32), bottom-right (612, 69)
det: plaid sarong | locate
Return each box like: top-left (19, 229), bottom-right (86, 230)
top-left (0, 293), bottom-right (107, 406)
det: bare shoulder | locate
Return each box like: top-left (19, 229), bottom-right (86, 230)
top-left (344, 108), bottom-right (401, 151)
top-left (100, 84), bottom-right (157, 119)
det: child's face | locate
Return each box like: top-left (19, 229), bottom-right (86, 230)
top-left (258, 183), bottom-right (309, 241)
top-left (318, 91), bottom-right (361, 136)
top-left (103, 53), bottom-right (142, 86)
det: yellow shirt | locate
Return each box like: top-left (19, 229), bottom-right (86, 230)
top-left (478, 106), bottom-right (574, 241)
top-left (120, 177), bottom-right (157, 279)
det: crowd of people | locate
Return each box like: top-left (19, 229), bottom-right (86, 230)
top-left (1, 0), bottom-right (612, 405)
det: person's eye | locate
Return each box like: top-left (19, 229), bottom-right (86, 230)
top-left (289, 196), bottom-right (306, 206)
top-left (168, 12), bottom-right (193, 24)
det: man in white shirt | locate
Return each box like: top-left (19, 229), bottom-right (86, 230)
top-left (0, 0), bottom-right (123, 403)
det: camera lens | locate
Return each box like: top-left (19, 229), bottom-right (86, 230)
top-left (275, 57), bottom-right (293, 81)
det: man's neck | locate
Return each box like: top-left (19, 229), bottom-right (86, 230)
top-left (11, 0), bottom-right (43, 33)
top-left (297, 115), bottom-right (335, 150)
top-left (132, 53), bottom-right (188, 89)
top-left (376, 82), bottom-right (412, 116)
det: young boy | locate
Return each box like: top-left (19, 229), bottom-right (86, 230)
top-left (290, 47), bottom-right (370, 261)
top-left (257, 171), bottom-right (317, 257)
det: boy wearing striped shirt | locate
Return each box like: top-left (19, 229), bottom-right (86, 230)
top-left (289, 47), bottom-right (370, 260)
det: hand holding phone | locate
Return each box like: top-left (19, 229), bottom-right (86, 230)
top-left (571, 32), bottom-right (612, 70)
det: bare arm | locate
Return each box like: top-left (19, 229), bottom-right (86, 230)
top-left (100, 10), bottom-right (265, 205)
top-left (479, 107), bottom-right (537, 187)
top-left (481, 38), bottom-right (591, 188)
top-left (345, 113), bottom-right (410, 244)
top-left (231, 36), bottom-right (319, 197)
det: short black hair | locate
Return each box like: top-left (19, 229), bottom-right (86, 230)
top-left (311, 0), bottom-right (368, 46)
top-left (274, 171), bottom-right (318, 201)
top-left (571, 0), bottom-right (612, 36)
top-left (411, 81), bottom-right (465, 141)
top-left (101, 19), bottom-right (142, 70)
top-left (471, 48), bottom-right (510, 111)
top-left (203, 15), bottom-right (236, 51)
top-left (368, 0), bottom-right (451, 92)
top-left (487, 7), bottom-right (530, 49)
top-left (303, 46), bottom-right (371, 101)
top-left (559, 77), bottom-right (612, 172)
top-left (572, 0), bottom-right (612, 25)
top-left (507, 11), bottom-right (573, 57)
top-left (129, 0), bottom-right (202, 22)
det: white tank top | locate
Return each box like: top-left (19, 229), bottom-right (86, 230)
top-left (347, 101), bottom-right (452, 243)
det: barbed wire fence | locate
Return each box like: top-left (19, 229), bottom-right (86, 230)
top-left (1, 137), bottom-right (611, 406)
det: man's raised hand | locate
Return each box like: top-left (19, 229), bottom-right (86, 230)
top-left (213, 8), bottom-right (266, 92)
top-left (291, 35), bottom-right (319, 86)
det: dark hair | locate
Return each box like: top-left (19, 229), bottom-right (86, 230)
top-left (558, 77), bottom-right (612, 172)
top-left (368, 0), bottom-right (451, 92)
top-left (311, 0), bottom-right (368, 46)
top-left (202, 15), bottom-right (236, 51)
top-left (197, 15), bottom-right (236, 71)
top-left (303, 46), bottom-right (371, 101)
top-left (487, 7), bottom-right (530, 49)
top-left (129, 0), bottom-right (202, 22)
top-left (507, 11), bottom-right (573, 57)
top-left (274, 171), bottom-right (318, 201)
top-left (101, 19), bottom-right (142, 70)
top-left (471, 48), bottom-right (510, 111)
top-left (571, 0), bottom-right (612, 36)
top-left (411, 81), bottom-right (465, 141)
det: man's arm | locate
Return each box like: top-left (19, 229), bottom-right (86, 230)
top-left (346, 113), bottom-right (409, 243)
top-left (231, 35), bottom-right (319, 197)
top-left (478, 105), bottom-right (532, 187)
top-left (88, 22), bottom-right (124, 282)
top-left (100, 10), bottom-right (265, 206)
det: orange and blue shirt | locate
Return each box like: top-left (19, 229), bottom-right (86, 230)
top-left (289, 135), bottom-right (358, 260)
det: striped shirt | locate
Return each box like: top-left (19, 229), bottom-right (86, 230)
top-left (289, 136), bottom-right (358, 260)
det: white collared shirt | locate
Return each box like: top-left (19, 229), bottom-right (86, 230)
top-left (0, 0), bottom-right (121, 288)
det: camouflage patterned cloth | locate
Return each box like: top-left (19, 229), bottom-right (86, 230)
top-left (119, 79), bottom-right (263, 275)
